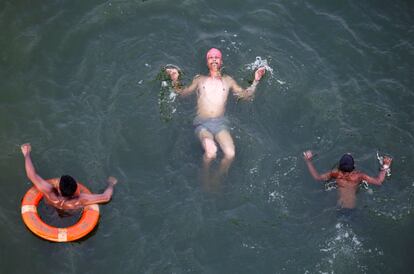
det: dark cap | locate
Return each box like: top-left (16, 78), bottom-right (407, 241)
top-left (339, 154), bottom-right (354, 172)
top-left (59, 175), bottom-right (78, 197)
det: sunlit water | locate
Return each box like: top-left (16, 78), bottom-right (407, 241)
top-left (1, 1), bottom-right (413, 273)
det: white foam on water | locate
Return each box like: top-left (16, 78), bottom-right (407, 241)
top-left (245, 56), bottom-right (288, 88)
top-left (168, 89), bottom-right (177, 101)
top-left (158, 82), bottom-right (178, 121)
top-left (218, 31), bottom-right (286, 88)
top-left (249, 166), bottom-right (258, 175)
top-left (219, 33), bottom-right (271, 74)
top-left (241, 241), bottom-right (262, 250)
top-left (268, 190), bottom-right (285, 203)
top-left (376, 151), bottom-right (391, 177)
top-left (324, 181), bottom-right (337, 191)
top-left (266, 156), bottom-right (298, 215)
top-left (220, 30), bottom-right (243, 52)
top-left (313, 222), bottom-right (384, 274)
top-left (365, 152), bottom-right (412, 220)
top-left (245, 56), bottom-right (274, 75)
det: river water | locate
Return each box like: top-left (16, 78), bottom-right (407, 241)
top-left (1, 0), bottom-right (413, 273)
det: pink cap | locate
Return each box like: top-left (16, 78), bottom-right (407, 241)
top-left (206, 48), bottom-right (222, 60)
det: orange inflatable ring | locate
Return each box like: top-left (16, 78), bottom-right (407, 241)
top-left (21, 181), bottom-right (99, 242)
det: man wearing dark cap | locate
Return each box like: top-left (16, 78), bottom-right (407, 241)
top-left (21, 143), bottom-right (118, 211)
top-left (303, 150), bottom-right (392, 209)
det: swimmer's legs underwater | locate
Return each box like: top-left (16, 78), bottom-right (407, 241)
top-left (336, 207), bottom-right (357, 223)
top-left (198, 129), bottom-right (235, 191)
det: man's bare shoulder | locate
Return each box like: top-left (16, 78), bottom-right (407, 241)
top-left (351, 170), bottom-right (368, 181)
top-left (336, 170), bottom-right (365, 184)
top-left (222, 75), bottom-right (238, 88)
top-left (190, 74), bottom-right (207, 86)
top-left (222, 74), bottom-right (235, 81)
top-left (46, 178), bottom-right (60, 188)
top-left (193, 74), bottom-right (207, 81)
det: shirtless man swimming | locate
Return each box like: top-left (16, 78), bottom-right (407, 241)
top-left (303, 150), bottom-right (392, 210)
top-left (21, 143), bottom-right (118, 211)
top-left (166, 48), bottom-right (266, 170)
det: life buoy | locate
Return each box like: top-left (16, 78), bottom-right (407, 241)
top-left (21, 180), bottom-right (99, 242)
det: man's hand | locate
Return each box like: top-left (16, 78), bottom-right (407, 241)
top-left (107, 176), bottom-right (118, 186)
top-left (303, 150), bottom-right (313, 161)
top-left (254, 67), bottom-right (266, 81)
top-left (382, 156), bottom-right (392, 169)
top-left (21, 143), bottom-right (32, 157)
top-left (166, 68), bottom-right (180, 82)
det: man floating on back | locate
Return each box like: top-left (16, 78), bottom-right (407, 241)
top-left (165, 48), bottom-right (266, 177)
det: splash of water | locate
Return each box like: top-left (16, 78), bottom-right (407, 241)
top-left (245, 56), bottom-right (274, 76)
top-left (376, 151), bottom-right (391, 177)
top-left (324, 181), bottom-right (337, 191)
top-left (314, 222), bottom-right (381, 273)
top-left (245, 56), bottom-right (287, 86)
top-left (158, 83), bottom-right (177, 121)
top-left (156, 66), bottom-right (179, 122)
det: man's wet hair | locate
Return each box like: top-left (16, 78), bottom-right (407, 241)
top-left (338, 154), bottom-right (355, 172)
top-left (59, 175), bottom-right (78, 197)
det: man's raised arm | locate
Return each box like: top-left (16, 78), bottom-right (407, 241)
top-left (79, 176), bottom-right (118, 206)
top-left (230, 67), bottom-right (266, 100)
top-left (360, 156), bottom-right (392, 186)
top-left (303, 150), bottom-right (332, 181)
top-left (21, 143), bottom-right (54, 195)
top-left (166, 68), bottom-right (199, 96)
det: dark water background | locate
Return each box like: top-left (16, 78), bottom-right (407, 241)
top-left (1, 0), bottom-right (413, 273)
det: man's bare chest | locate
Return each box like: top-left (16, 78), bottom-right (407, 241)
top-left (198, 78), bottom-right (229, 100)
